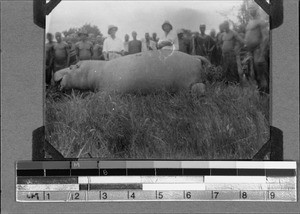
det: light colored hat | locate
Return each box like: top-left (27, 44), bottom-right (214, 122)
top-left (199, 24), bottom-right (206, 28)
top-left (108, 25), bottom-right (118, 34)
top-left (162, 21), bottom-right (173, 30)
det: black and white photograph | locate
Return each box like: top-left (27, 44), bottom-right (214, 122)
top-left (45, 0), bottom-right (271, 159)
top-left (1, 0), bottom-right (299, 213)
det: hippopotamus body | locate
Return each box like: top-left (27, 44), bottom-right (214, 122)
top-left (54, 50), bottom-right (209, 94)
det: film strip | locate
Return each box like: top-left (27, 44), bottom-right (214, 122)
top-left (16, 161), bottom-right (297, 202)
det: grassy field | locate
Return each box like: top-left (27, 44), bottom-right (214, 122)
top-left (45, 74), bottom-right (270, 159)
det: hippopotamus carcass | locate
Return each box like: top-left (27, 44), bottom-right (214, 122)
top-left (54, 50), bottom-right (209, 94)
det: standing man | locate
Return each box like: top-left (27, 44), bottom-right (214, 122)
top-left (177, 29), bottom-right (192, 54)
top-left (103, 25), bottom-right (124, 61)
top-left (194, 24), bottom-right (215, 59)
top-left (235, 25), bottom-right (246, 84)
top-left (124, 34), bottom-right (130, 55)
top-left (221, 21), bottom-right (245, 83)
top-left (66, 35), bottom-right (78, 65)
top-left (216, 23), bottom-right (225, 65)
top-left (45, 33), bottom-right (55, 85)
top-left (152, 32), bottom-right (159, 48)
top-left (141, 33), bottom-right (157, 52)
top-left (209, 29), bottom-right (219, 65)
top-left (128, 31), bottom-right (142, 54)
top-left (53, 32), bottom-right (69, 72)
top-left (245, 3), bottom-right (269, 93)
top-left (157, 21), bottom-right (178, 51)
top-left (75, 30), bottom-right (93, 61)
top-left (92, 35), bottom-right (104, 60)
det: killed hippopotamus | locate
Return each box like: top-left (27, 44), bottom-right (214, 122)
top-left (54, 50), bottom-right (209, 94)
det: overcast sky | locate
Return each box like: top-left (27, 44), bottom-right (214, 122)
top-left (46, 0), bottom-right (244, 40)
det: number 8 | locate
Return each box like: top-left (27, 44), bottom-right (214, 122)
top-left (242, 192), bottom-right (247, 199)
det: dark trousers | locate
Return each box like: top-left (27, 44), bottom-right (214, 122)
top-left (222, 51), bottom-right (239, 83)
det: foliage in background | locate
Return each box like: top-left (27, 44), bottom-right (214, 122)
top-left (62, 23), bottom-right (102, 37)
top-left (218, 0), bottom-right (268, 33)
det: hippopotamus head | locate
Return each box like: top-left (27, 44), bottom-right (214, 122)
top-left (54, 62), bottom-right (83, 89)
top-left (53, 61), bottom-right (105, 91)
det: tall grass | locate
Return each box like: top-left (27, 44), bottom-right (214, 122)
top-left (45, 81), bottom-right (269, 159)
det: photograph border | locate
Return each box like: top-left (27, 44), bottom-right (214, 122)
top-left (1, 0), bottom-right (299, 213)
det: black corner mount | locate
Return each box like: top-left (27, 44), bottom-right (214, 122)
top-left (33, 0), bottom-right (61, 29)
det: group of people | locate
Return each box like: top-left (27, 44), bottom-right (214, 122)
top-left (46, 4), bottom-right (269, 93)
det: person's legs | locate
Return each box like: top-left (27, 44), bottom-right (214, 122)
top-left (236, 53), bottom-right (243, 83)
top-left (253, 48), bottom-right (269, 93)
top-left (222, 53), bottom-right (229, 81)
top-left (225, 51), bottom-right (239, 83)
top-left (45, 67), bottom-right (52, 85)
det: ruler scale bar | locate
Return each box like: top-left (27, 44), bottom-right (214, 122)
top-left (16, 168), bottom-right (297, 177)
top-left (16, 161), bottom-right (297, 202)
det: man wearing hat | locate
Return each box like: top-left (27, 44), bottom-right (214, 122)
top-left (103, 25), bottom-right (124, 61)
top-left (157, 21), bottom-right (179, 51)
top-left (75, 30), bottom-right (94, 61)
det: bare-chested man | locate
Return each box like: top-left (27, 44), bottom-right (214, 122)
top-left (221, 21), bottom-right (245, 83)
top-left (66, 35), bottom-right (78, 65)
top-left (53, 32), bottom-right (70, 72)
top-left (45, 33), bottom-right (55, 85)
top-left (75, 30), bottom-right (93, 61)
top-left (245, 3), bottom-right (269, 93)
top-left (234, 25), bottom-right (247, 85)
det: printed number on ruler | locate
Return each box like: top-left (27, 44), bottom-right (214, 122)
top-left (269, 192), bottom-right (276, 199)
top-left (185, 191), bottom-right (192, 199)
top-left (100, 191), bottom-right (108, 200)
top-left (213, 191), bottom-right (219, 199)
top-left (241, 191), bottom-right (247, 199)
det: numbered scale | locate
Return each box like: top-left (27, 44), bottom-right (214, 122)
top-left (16, 161), bottom-right (297, 202)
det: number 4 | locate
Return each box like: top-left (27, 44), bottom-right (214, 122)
top-left (130, 192), bottom-right (135, 199)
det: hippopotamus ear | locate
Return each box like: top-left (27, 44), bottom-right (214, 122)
top-left (53, 67), bottom-right (71, 82)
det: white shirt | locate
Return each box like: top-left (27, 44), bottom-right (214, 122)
top-left (103, 36), bottom-right (124, 52)
top-left (124, 41), bottom-right (129, 52)
top-left (158, 30), bottom-right (179, 51)
top-left (141, 39), bottom-right (157, 52)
